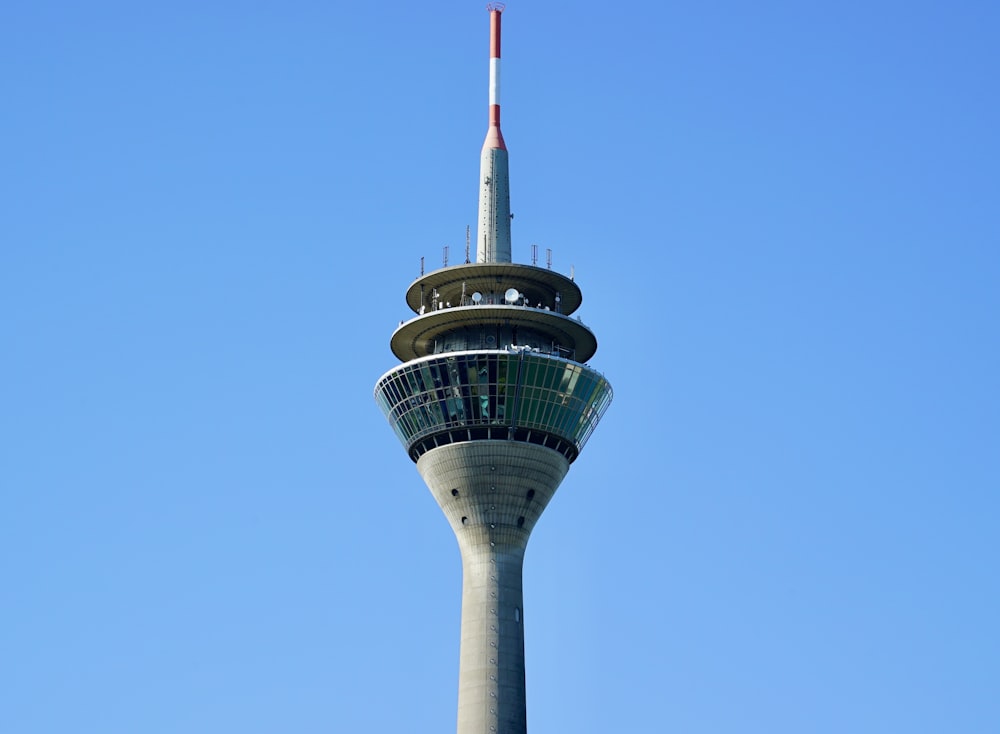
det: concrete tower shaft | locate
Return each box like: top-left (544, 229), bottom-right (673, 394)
top-left (477, 4), bottom-right (511, 264)
top-left (418, 441), bottom-right (569, 734)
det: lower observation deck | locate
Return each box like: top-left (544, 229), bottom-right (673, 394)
top-left (390, 304), bottom-right (598, 363)
top-left (375, 349), bottom-right (613, 463)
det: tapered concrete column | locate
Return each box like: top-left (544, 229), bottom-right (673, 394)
top-left (418, 441), bottom-right (570, 734)
top-left (456, 541), bottom-right (526, 733)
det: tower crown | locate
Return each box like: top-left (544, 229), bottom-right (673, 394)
top-left (376, 5), bottom-right (611, 464)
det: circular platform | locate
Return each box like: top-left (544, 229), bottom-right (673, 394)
top-left (405, 262), bottom-right (583, 315)
top-left (390, 304), bottom-right (598, 362)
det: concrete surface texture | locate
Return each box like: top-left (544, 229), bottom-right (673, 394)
top-left (476, 146), bottom-right (511, 264)
top-left (418, 441), bottom-right (569, 734)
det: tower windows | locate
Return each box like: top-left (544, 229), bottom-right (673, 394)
top-left (376, 351), bottom-right (612, 463)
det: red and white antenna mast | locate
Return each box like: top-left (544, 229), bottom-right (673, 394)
top-left (485, 2), bottom-right (506, 152)
top-left (476, 3), bottom-right (512, 263)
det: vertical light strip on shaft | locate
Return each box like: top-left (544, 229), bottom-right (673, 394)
top-left (477, 5), bottom-right (512, 264)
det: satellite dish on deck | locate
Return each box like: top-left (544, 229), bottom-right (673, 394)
top-left (504, 288), bottom-right (520, 304)
top-left (472, 292), bottom-right (483, 304)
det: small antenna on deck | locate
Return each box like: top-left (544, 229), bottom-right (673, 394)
top-left (420, 256), bottom-right (425, 276)
top-left (465, 226), bottom-right (471, 263)
top-left (443, 245), bottom-right (449, 267)
top-left (546, 248), bottom-right (552, 270)
top-left (531, 243), bottom-right (538, 266)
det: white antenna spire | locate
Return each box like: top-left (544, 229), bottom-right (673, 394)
top-left (476, 4), bottom-right (511, 263)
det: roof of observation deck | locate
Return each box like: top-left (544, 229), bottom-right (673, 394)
top-left (405, 262), bottom-right (583, 315)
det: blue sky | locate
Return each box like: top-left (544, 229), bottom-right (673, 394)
top-left (2, 1), bottom-right (998, 732)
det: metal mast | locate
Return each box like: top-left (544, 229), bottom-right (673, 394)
top-left (476, 3), bottom-right (511, 263)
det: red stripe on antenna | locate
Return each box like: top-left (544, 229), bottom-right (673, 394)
top-left (489, 7), bottom-right (502, 59)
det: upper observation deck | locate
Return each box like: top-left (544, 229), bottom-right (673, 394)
top-left (392, 262), bottom-right (597, 363)
top-left (405, 262), bottom-right (582, 315)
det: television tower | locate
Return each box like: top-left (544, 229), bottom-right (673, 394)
top-left (374, 5), bottom-right (612, 732)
